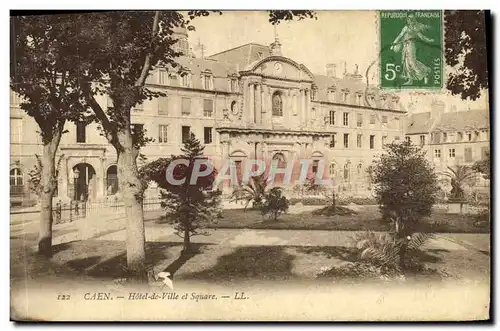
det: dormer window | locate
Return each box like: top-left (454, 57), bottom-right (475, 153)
top-left (158, 68), bottom-right (169, 85)
top-left (311, 86), bottom-right (318, 101)
top-left (327, 87), bottom-right (336, 102)
top-left (341, 89), bottom-right (350, 103)
top-left (180, 72), bottom-right (192, 88)
top-left (202, 71), bottom-right (214, 90)
top-left (355, 92), bottom-right (363, 106)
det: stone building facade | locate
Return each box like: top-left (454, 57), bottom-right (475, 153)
top-left (14, 28), bottom-right (485, 205)
top-left (405, 102), bottom-right (490, 189)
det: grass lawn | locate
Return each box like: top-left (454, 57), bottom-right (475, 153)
top-left (209, 206), bottom-right (489, 233)
top-left (11, 238), bottom-right (489, 285)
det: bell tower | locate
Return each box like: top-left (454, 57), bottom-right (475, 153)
top-left (270, 25), bottom-right (282, 56)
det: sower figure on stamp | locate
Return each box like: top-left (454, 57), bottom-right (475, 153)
top-left (390, 14), bottom-right (434, 86)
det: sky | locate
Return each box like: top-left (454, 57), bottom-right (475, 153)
top-left (185, 10), bottom-right (489, 113)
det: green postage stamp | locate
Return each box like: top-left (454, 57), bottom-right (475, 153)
top-left (379, 10), bottom-right (443, 90)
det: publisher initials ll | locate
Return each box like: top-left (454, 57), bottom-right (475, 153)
top-left (234, 292), bottom-right (248, 300)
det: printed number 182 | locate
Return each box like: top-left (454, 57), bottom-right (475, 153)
top-left (384, 63), bottom-right (401, 81)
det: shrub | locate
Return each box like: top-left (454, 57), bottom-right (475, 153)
top-left (372, 141), bottom-right (439, 267)
top-left (289, 197), bottom-right (329, 205)
top-left (231, 174), bottom-right (269, 210)
top-left (261, 187), bottom-right (289, 221)
top-left (140, 133), bottom-right (221, 253)
top-left (312, 205), bottom-right (357, 216)
top-left (349, 231), bottom-right (435, 273)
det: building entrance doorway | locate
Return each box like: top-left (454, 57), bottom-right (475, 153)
top-left (72, 163), bottom-right (96, 201)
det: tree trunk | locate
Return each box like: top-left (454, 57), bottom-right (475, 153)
top-left (183, 229), bottom-right (191, 253)
top-left (394, 217), bottom-right (407, 269)
top-left (116, 134), bottom-right (146, 280)
top-left (37, 129), bottom-right (62, 257)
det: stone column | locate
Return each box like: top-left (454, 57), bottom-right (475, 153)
top-left (59, 156), bottom-right (69, 200)
top-left (302, 89), bottom-right (307, 124)
top-left (267, 87), bottom-right (273, 127)
top-left (98, 157), bottom-right (105, 198)
top-left (292, 90), bottom-right (298, 116)
top-left (255, 84), bottom-right (262, 124)
top-left (249, 83), bottom-right (255, 124)
top-left (261, 85), bottom-right (268, 117)
top-left (243, 80), bottom-right (250, 123)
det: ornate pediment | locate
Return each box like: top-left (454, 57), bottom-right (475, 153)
top-left (243, 56), bottom-right (314, 82)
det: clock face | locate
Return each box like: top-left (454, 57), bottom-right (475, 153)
top-left (274, 62), bottom-right (282, 72)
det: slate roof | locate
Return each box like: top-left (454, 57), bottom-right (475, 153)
top-left (207, 43), bottom-right (271, 69)
top-left (406, 112), bottom-right (432, 134)
top-left (435, 109), bottom-right (490, 131)
top-left (158, 41), bottom-right (404, 110)
top-left (406, 109), bottom-right (490, 134)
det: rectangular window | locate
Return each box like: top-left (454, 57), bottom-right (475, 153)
top-left (382, 136), bottom-right (387, 146)
top-left (448, 148), bottom-right (456, 158)
top-left (181, 126), bottom-right (191, 143)
top-left (356, 94), bottom-right (362, 106)
top-left (420, 135), bottom-right (425, 145)
top-left (457, 132), bottom-right (463, 142)
top-left (343, 112), bottom-right (349, 126)
top-left (343, 133), bottom-right (349, 148)
top-left (370, 135), bottom-right (375, 149)
top-left (10, 118), bottom-right (22, 143)
top-left (474, 131), bottom-right (480, 141)
top-left (370, 114), bottom-right (376, 124)
top-left (394, 136), bottom-right (400, 141)
top-left (181, 97), bottom-right (191, 115)
top-left (464, 147), bottom-right (473, 162)
top-left (76, 122), bottom-right (86, 143)
top-left (382, 115), bottom-right (388, 124)
top-left (329, 111), bottom-right (335, 125)
top-left (467, 132), bottom-right (472, 141)
top-left (406, 136), bottom-right (411, 144)
top-left (204, 127), bottom-right (213, 144)
top-left (158, 96), bottom-right (168, 115)
top-left (356, 114), bottom-right (363, 127)
top-left (434, 149), bottom-right (441, 158)
top-left (203, 99), bottom-right (214, 117)
top-left (443, 132), bottom-right (447, 142)
top-left (357, 134), bottom-right (362, 148)
top-left (329, 134), bottom-right (336, 148)
top-left (158, 125), bottom-right (168, 143)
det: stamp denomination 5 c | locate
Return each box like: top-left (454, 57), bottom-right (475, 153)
top-left (379, 10), bottom-right (443, 90)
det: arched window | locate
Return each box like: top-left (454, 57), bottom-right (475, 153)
top-left (272, 153), bottom-right (286, 168)
top-left (272, 92), bottom-right (283, 117)
top-left (106, 165), bottom-right (118, 195)
top-left (10, 168), bottom-right (23, 195)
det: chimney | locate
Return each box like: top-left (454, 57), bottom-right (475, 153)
top-left (429, 100), bottom-right (445, 130)
top-left (326, 63), bottom-right (337, 78)
top-left (352, 64), bottom-right (362, 80)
